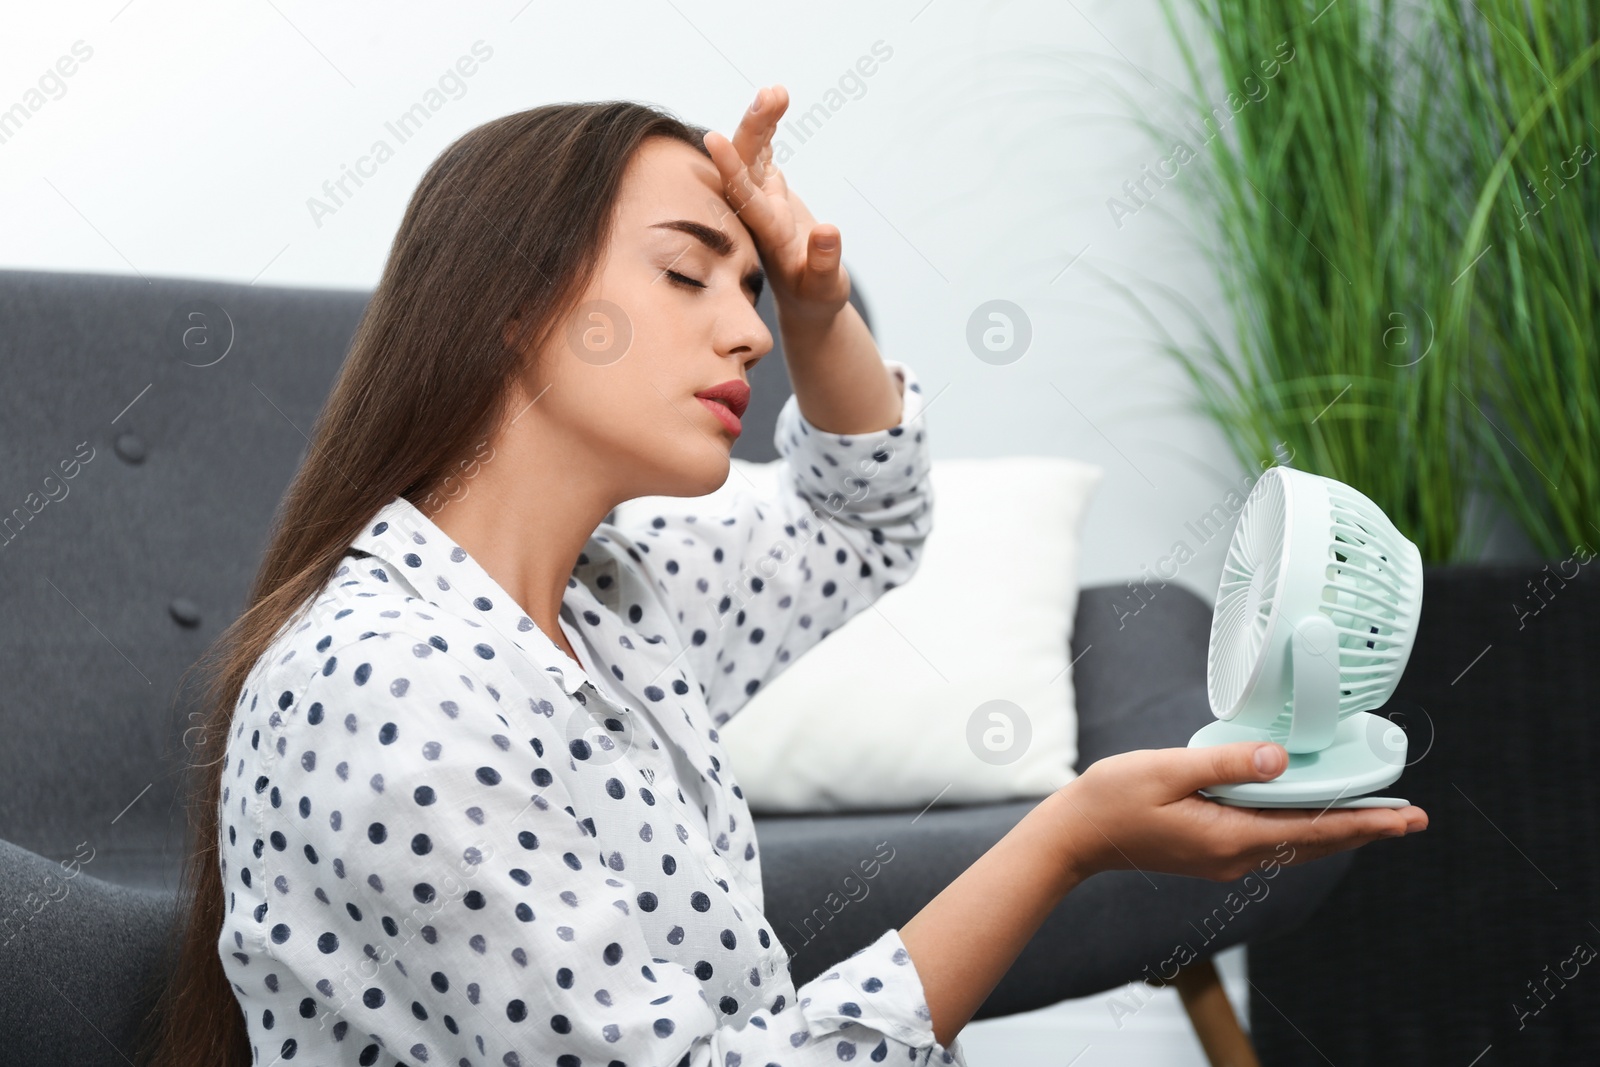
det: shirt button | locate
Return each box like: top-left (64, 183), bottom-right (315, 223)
top-left (704, 852), bottom-right (732, 881)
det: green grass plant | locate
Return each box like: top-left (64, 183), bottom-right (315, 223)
top-left (1138, 0), bottom-right (1598, 561)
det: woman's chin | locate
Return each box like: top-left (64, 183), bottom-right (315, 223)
top-left (641, 450), bottom-right (732, 500)
top-left (685, 454), bottom-right (734, 496)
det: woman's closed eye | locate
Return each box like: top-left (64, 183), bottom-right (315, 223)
top-left (664, 269), bottom-right (706, 290)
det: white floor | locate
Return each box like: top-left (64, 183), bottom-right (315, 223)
top-left (957, 945), bottom-right (1249, 1066)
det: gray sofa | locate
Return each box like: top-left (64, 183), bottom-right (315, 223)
top-left (0, 267), bottom-right (1351, 1064)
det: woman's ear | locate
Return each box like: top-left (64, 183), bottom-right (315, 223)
top-left (502, 310), bottom-right (525, 356)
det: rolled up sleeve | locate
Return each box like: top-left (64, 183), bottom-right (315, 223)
top-left (792, 925), bottom-right (969, 1066)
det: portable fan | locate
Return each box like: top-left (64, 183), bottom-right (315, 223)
top-left (1187, 465), bottom-right (1423, 809)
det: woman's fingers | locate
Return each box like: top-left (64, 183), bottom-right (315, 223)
top-left (1244, 804), bottom-right (1416, 855)
top-left (701, 130), bottom-right (748, 206)
top-left (1149, 740), bottom-right (1288, 799)
top-left (1261, 821), bottom-right (1404, 868)
top-left (730, 84), bottom-right (787, 169)
top-left (1189, 787), bottom-right (1423, 862)
top-left (792, 224), bottom-right (849, 307)
top-left (1203, 805), bottom-right (1419, 881)
top-left (806, 225), bottom-right (842, 278)
top-left (702, 130), bottom-right (778, 236)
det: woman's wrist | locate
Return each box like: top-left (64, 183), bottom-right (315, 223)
top-left (780, 299), bottom-right (902, 435)
top-left (774, 289), bottom-right (847, 330)
top-left (1040, 778), bottom-right (1107, 893)
top-left (897, 792), bottom-right (1094, 1047)
top-left (775, 292), bottom-right (856, 365)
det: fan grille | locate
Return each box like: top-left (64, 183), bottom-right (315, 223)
top-left (1206, 472), bottom-right (1285, 716)
top-left (1319, 488), bottom-right (1416, 713)
top-left (1206, 472), bottom-right (1419, 726)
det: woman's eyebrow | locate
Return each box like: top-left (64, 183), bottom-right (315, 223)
top-left (651, 218), bottom-right (734, 255)
top-left (650, 218), bottom-right (765, 301)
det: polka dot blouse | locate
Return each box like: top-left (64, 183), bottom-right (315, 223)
top-left (217, 360), bottom-right (967, 1066)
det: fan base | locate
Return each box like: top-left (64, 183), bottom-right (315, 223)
top-left (1200, 792), bottom-right (1410, 810)
top-left (1187, 710), bottom-right (1408, 808)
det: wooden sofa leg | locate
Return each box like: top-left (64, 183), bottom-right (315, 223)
top-left (1171, 958), bottom-right (1261, 1067)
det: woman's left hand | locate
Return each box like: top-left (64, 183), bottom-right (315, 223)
top-left (704, 84), bottom-right (849, 322)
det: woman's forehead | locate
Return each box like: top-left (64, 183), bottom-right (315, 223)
top-left (617, 138), bottom-right (754, 246)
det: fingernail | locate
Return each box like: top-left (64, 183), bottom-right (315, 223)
top-left (750, 90), bottom-right (764, 112)
top-left (1381, 827), bottom-right (1404, 837)
top-left (1253, 745), bottom-right (1280, 774)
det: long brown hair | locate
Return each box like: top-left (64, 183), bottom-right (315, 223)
top-left (136, 101), bottom-right (713, 1066)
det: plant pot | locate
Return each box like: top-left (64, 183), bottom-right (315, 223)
top-left (1249, 559), bottom-right (1600, 1063)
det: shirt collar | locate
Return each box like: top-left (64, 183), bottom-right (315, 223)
top-left (346, 494), bottom-right (604, 698)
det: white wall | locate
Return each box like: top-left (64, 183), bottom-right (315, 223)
top-left (1, 0), bottom-right (1293, 606)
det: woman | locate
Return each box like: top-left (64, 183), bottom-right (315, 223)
top-left (140, 86), bottom-right (1427, 1066)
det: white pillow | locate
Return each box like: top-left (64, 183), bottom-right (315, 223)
top-left (701, 455), bottom-right (1104, 813)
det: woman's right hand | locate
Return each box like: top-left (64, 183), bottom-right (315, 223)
top-left (1049, 741), bottom-right (1429, 884)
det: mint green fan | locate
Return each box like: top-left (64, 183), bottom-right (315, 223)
top-left (1187, 466), bottom-right (1423, 809)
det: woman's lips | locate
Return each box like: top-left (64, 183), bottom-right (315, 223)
top-left (694, 379), bottom-right (749, 437)
top-left (697, 395), bottom-right (743, 436)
